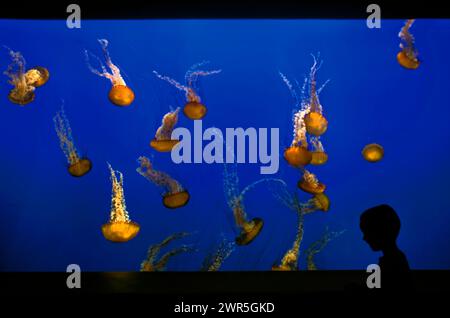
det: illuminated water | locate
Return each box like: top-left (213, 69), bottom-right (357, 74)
top-left (1, 19), bottom-right (450, 271)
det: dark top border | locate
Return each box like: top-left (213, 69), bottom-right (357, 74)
top-left (1, 1), bottom-right (449, 19)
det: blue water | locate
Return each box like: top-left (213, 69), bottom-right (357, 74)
top-left (1, 19), bottom-right (450, 271)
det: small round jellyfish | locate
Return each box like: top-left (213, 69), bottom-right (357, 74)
top-left (310, 193), bottom-right (330, 212)
top-left (53, 106), bottom-right (92, 177)
top-left (397, 19), bottom-right (420, 70)
top-left (153, 61), bottom-right (221, 120)
top-left (297, 170), bottom-right (326, 195)
top-left (150, 107), bottom-right (181, 152)
top-left (85, 39), bottom-right (135, 107)
top-left (136, 156), bottom-right (189, 209)
top-left (140, 232), bottom-right (193, 272)
top-left (362, 143), bottom-right (384, 162)
top-left (3, 48), bottom-right (47, 105)
top-left (102, 163), bottom-right (140, 242)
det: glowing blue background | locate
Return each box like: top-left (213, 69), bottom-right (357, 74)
top-left (0, 19), bottom-right (449, 271)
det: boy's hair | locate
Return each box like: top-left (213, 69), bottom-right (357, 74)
top-left (360, 204), bottom-right (401, 240)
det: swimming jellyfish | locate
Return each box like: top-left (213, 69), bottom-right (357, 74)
top-left (270, 179), bottom-right (325, 270)
top-left (297, 169), bottom-right (326, 195)
top-left (310, 136), bottom-right (328, 165)
top-left (201, 236), bottom-right (236, 271)
top-left (3, 47), bottom-right (49, 105)
top-left (280, 71), bottom-right (312, 168)
top-left (102, 163), bottom-right (140, 242)
top-left (305, 227), bottom-right (345, 270)
top-left (224, 164), bottom-right (284, 246)
top-left (362, 143), bottom-right (384, 162)
top-left (150, 107), bottom-right (181, 152)
top-left (397, 19), bottom-right (420, 70)
top-left (53, 106), bottom-right (92, 177)
top-left (153, 61), bottom-right (221, 120)
top-left (136, 156), bottom-right (190, 209)
top-left (85, 39), bottom-right (135, 106)
top-left (303, 56), bottom-right (328, 137)
top-left (141, 232), bottom-right (194, 272)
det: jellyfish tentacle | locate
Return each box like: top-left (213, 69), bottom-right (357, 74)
top-left (155, 107), bottom-right (180, 141)
top-left (201, 237), bottom-right (236, 272)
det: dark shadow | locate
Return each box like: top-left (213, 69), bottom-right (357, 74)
top-left (360, 204), bottom-right (413, 290)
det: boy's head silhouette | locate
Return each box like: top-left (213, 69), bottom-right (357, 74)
top-left (360, 204), bottom-right (401, 252)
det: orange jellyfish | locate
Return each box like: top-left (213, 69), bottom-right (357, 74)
top-left (140, 232), bottom-right (194, 272)
top-left (303, 55), bottom-right (329, 137)
top-left (102, 163), bottom-right (140, 242)
top-left (223, 164), bottom-right (284, 246)
top-left (310, 136), bottom-right (328, 165)
top-left (305, 227), bottom-right (345, 270)
top-left (270, 179), bottom-right (326, 271)
top-left (150, 107), bottom-right (180, 152)
top-left (136, 156), bottom-right (189, 209)
top-left (201, 236), bottom-right (235, 271)
top-left (397, 19), bottom-right (420, 70)
top-left (85, 39), bottom-right (135, 106)
top-left (3, 48), bottom-right (49, 105)
top-left (297, 170), bottom-right (326, 194)
top-left (153, 61), bottom-right (221, 120)
top-left (362, 143), bottom-right (384, 162)
top-left (279, 72), bottom-right (312, 168)
top-left (53, 106), bottom-right (92, 177)
top-left (272, 212), bottom-right (304, 271)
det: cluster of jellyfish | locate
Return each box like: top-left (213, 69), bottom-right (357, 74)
top-left (3, 27), bottom-right (414, 270)
top-left (3, 47), bottom-right (49, 105)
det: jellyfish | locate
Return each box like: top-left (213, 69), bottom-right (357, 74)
top-left (397, 19), bottom-right (420, 70)
top-left (140, 232), bottom-right (194, 272)
top-left (305, 227), bottom-right (345, 270)
top-left (3, 48), bottom-right (49, 105)
top-left (280, 71), bottom-right (312, 168)
top-left (53, 106), bottom-right (92, 177)
top-left (269, 180), bottom-right (325, 271)
top-left (297, 169), bottom-right (326, 195)
top-left (150, 107), bottom-right (180, 152)
top-left (201, 236), bottom-right (236, 271)
top-left (362, 143), bottom-right (384, 162)
top-left (303, 55), bottom-right (329, 137)
top-left (102, 163), bottom-right (140, 242)
top-left (310, 136), bottom-right (328, 165)
top-left (136, 156), bottom-right (189, 209)
top-left (223, 164), bottom-right (284, 246)
top-left (85, 39), bottom-right (135, 106)
top-left (153, 61), bottom-right (221, 120)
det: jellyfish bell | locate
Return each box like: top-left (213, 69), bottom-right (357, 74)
top-left (304, 112), bottom-right (328, 136)
top-left (284, 146), bottom-right (312, 168)
top-left (314, 193), bottom-right (330, 212)
top-left (271, 264), bottom-right (291, 271)
top-left (397, 51), bottom-right (420, 70)
top-left (298, 178), bottom-right (326, 195)
top-left (183, 101), bottom-right (207, 120)
top-left (310, 151), bottom-right (328, 165)
top-left (362, 143), bottom-right (384, 162)
top-left (26, 67), bottom-right (50, 87)
top-left (162, 190), bottom-right (190, 209)
top-left (68, 158), bottom-right (92, 177)
top-left (101, 221), bottom-right (140, 243)
top-left (150, 139), bottom-right (180, 152)
top-left (235, 217), bottom-right (264, 246)
top-left (108, 85), bottom-right (135, 106)
top-left (8, 89), bottom-right (35, 105)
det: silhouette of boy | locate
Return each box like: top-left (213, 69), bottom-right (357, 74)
top-left (360, 204), bottom-right (412, 290)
